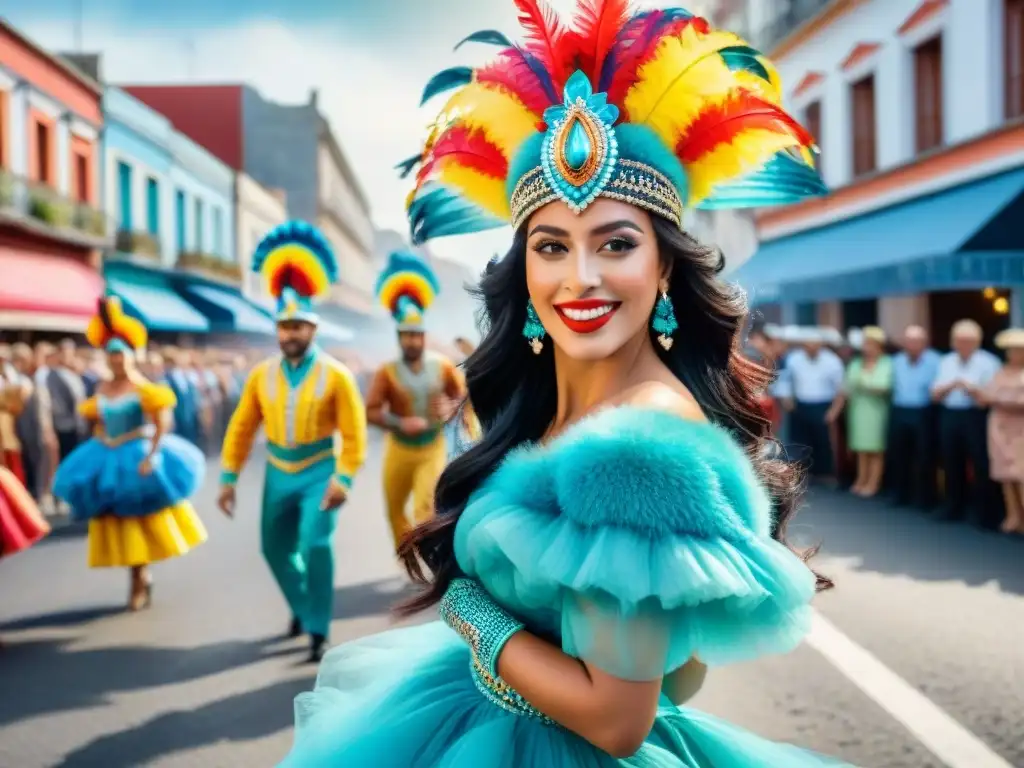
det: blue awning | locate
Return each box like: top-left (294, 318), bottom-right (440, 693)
top-left (183, 285), bottom-right (276, 334)
top-left (106, 275), bottom-right (210, 332)
top-left (734, 168), bottom-right (1024, 304)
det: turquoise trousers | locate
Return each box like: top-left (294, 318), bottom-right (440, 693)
top-left (260, 460), bottom-right (338, 636)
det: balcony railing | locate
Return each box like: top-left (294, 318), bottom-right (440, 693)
top-left (115, 229), bottom-right (162, 260)
top-left (176, 250), bottom-right (242, 283)
top-left (747, 0), bottom-right (836, 54)
top-left (0, 170), bottom-right (114, 247)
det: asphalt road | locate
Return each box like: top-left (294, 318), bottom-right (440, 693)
top-left (1, 435), bottom-right (1022, 768)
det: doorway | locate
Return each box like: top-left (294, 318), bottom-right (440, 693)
top-left (928, 289), bottom-right (1010, 351)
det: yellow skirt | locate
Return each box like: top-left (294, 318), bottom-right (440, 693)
top-left (87, 501), bottom-right (208, 568)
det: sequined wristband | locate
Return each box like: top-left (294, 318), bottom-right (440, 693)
top-left (440, 579), bottom-right (524, 678)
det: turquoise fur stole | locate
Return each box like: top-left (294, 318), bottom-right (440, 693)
top-left (479, 406), bottom-right (772, 542)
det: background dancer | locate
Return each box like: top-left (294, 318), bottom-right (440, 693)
top-left (365, 251), bottom-right (466, 553)
top-left (53, 297), bottom-right (207, 611)
top-left (218, 221), bottom-right (368, 663)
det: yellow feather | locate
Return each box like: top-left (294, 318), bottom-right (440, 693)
top-left (732, 70), bottom-right (780, 103)
top-left (440, 164), bottom-right (511, 218)
top-left (685, 128), bottom-right (805, 207)
top-left (624, 27), bottom-right (750, 148)
top-left (439, 83), bottom-right (537, 161)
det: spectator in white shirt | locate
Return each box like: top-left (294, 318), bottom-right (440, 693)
top-left (782, 328), bottom-right (845, 481)
top-left (930, 319), bottom-right (1001, 526)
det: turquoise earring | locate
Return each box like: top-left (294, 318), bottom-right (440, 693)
top-left (523, 299), bottom-right (546, 354)
top-left (652, 282), bottom-right (678, 351)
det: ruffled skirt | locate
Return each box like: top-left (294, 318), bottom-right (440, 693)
top-left (281, 622), bottom-right (853, 768)
top-left (53, 434), bottom-right (205, 520)
top-left (53, 434), bottom-right (207, 567)
top-left (0, 466), bottom-right (49, 558)
top-left (87, 502), bottom-right (208, 567)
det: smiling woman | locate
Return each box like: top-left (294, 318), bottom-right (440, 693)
top-left (279, 2), bottom-right (841, 767)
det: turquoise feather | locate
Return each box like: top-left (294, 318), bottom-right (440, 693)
top-left (395, 154), bottom-right (422, 179)
top-left (421, 66), bottom-right (474, 105)
top-left (719, 46), bottom-right (772, 84)
top-left (696, 152), bottom-right (827, 210)
top-left (453, 29), bottom-right (512, 51)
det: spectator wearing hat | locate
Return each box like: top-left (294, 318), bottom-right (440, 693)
top-left (888, 325), bottom-right (941, 511)
top-left (827, 327), bottom-right (892, 497)
top-left (783, 327), bottom-right (845, 481)
top-left (980, 329), bottom-right (1024, 534)
top-left (931, 320), bottom-right (1001, 526)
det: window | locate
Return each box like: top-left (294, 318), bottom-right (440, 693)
top-left (146, 177), bottom-right (160, 235)
top-left (175, 190), bottom-right (186, 252)
top-left (35, 121), bottom-right (51, 183)
top-left (117, 161), bottom-right (133, 231)
top-left (913, 36), bottom-right (944, 152)
top-left (1006, 0), bottom-right (1024, 118)
top-left (851, 75), bottom-right (877, 176)
top-left (804, 100), bottom-right (823, 171)
top-left (74, 153), bottom-right (89, 202)
top-left (194, 199), bottom-right (204, 252)
top-left (213, 207), bottom-right (223, 257)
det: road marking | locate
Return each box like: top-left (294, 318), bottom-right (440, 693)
top-left (806, 611), bottom-right (1013, 768)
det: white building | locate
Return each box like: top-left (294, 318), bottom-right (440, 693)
top-left (711, 0), bottom-right (1024, 346)
top-left (236, 174), bottom-right (288, 300)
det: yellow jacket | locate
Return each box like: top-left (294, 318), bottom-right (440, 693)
top-left (220, 351), bottom-right (367, 487)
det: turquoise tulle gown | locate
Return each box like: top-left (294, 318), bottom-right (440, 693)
top-left (281, 408), bottom-right (854, 767)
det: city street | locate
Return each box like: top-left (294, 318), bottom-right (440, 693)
top-left (1, 435), bottom-right (1022, 768)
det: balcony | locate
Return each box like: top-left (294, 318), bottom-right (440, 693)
top-left (0, 170), bottom-right (114, 249)
top-left (747, 0), bottom-right (836, 54)
top-left (114, 229), bottom-right (162, 261)
top-left (176, 250), bottom-right (243, 284)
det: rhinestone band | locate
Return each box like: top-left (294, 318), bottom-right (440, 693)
top-left (510, 159), bottom-right (683, 230)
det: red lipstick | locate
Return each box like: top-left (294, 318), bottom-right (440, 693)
top-left (553, 298), bottom-right (621, 334)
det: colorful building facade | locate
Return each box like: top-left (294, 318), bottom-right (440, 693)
top-left (0, 21), bottom-right (110, 334)
top-left (121, 84), bottom-right (376, 314)
top-left (714, 0), bottom-right (1024, 345)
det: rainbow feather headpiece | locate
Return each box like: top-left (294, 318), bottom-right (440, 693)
top-left (251, 221), bottom-right (339, 324)
top-left (375, 251), bottom-right (441, 332)
top-left (400, 0), bottom-right (826, 244)
top-left (85, 296), bottom-right (148, 354)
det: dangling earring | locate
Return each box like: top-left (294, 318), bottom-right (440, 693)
top-left (651, 281), bottom-right (678, 351)
top-left (523, 299), bottom-right (546, 355)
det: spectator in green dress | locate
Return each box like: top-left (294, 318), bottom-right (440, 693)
top-left (828, 326), bottom-right (893, 498)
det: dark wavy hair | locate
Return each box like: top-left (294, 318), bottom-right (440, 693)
top-left (397, 216), bottom-right (831, 615)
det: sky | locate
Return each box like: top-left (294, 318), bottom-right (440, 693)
top-left (0, 0), bottom-right (718, 270)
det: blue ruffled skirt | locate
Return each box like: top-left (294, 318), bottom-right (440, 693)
top-left (281, 622), bottom-right (853, 767)
top-left (53, 434), bottom-right (205, 521)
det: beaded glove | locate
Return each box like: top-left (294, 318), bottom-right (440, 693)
top-left (439, 577), bottom-right (524, 679)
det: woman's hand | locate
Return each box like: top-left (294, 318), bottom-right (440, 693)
top-left (138, 456), bottom-right (154, 476)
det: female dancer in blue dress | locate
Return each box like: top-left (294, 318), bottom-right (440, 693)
top-left (282, 2), bottom-right (850, 765)
top-left (53, 297), bottom-right (207, 611)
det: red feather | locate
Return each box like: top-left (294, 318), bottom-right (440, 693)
top-left (606, 15), bottom-right (711, 112)
top-left (572, 0), bottom-right (630, 81)
top-left (514, 0), bottom-right (574, 89)
top-left (675, 92), bottom-right (814, 164)
top-left (477, 49), bottom-right (555, 115)
top-left (270, 266), bottom-right (314, 298)
top-left (418, 125), bottom-right (509, 181)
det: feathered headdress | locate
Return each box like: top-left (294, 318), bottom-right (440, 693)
top-left (400, 0), bottom-right (825, 244)
top-left (85, 296), bottom-right (148, 353)
top-left (251, 221), bottom-right (339, 324)
top-left (375, 251), bottom-right (441, 332)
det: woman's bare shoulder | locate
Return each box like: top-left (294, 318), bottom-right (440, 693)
top-left (621, 380), bottom-right (706, 423)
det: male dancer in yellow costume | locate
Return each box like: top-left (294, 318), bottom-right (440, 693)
top-left (366, 251), bottom-right (465, 552)
top-left (218, 222), bottom-right (367, 662)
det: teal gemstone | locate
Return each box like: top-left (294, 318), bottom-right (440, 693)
top-left (563, 119), bottom-right (592, 171)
